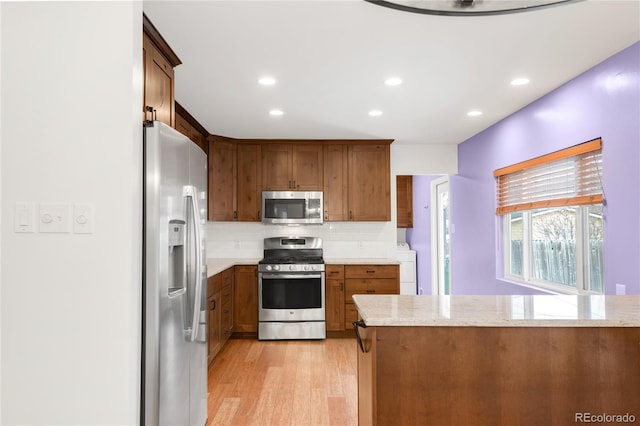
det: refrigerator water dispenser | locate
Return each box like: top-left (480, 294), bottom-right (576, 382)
top-left (168, 220), bottom-right (186, 296)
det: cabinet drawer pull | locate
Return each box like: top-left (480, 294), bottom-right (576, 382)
top-left (366, 270), bottom-right (376, 274)
top-left (366, 290), bottom-right (376, 293)
top-left (210, 300), bottom-right (216, 310)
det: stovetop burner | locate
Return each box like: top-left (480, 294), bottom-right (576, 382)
top-left (259, 236), bottom-right (325, 272)
top-left (259, 256), bottom-right (324, 265)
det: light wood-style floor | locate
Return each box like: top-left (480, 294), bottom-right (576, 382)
top-left (207, 337), bottom-right (358, 426)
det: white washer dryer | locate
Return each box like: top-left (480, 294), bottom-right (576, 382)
top-left (397, 242), bottom-right (417, 295)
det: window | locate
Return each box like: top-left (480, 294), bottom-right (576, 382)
top-left (496, 139), bottom-right (603, 294)
top-left (504, 206), bottom-right (603, 293)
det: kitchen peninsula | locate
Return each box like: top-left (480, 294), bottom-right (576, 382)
top-left (353, 294), bottom-right (640, 426)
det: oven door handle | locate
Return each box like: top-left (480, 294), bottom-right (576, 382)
top-left (261, 273), bottom-right (323, 279)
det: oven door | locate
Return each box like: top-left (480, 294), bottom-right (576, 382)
top-left (258, 272), bottom-right (325, 322)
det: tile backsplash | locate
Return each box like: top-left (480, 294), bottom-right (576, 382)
top-left (206, 221), bottom-right (397, 259)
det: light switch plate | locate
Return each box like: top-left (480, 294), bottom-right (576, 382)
top-left (14, 202), bottom-right (36, 233)
top-left (39, 203), bottom-right (71, 233)
top-left (73, 203), bottom-right (94, 234)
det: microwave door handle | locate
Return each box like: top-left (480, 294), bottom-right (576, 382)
top-left (185, 185), bottom-right (204, 342)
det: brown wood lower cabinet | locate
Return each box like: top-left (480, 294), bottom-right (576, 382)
top-left (357, 326), bottom-right (640, 425)
top-left (325, 265), bottom-right (346, 331)
top-left (208, 265), bottom-right (257, 363)
top-left (207, 267), bottom-right (234, 364)
top-left (207, 278), bottom-right (221, 364)
top-left (326, 264), bottom-right (399, 332)
top-left (233, 265), bottom-right (258, 333)
top-left (344, 264), bottom-right (398, 330)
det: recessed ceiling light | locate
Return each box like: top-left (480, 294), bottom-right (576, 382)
top-left (384, 77), bottom-right (403, 86)
top-left (259, 77), bottom-right (277, 86)
top-left (368, 110), bottom-right (383, 117)
top-left (467, 110), bottom-right (483, 117)
top-left (510, 77), bottom-right (530, 86)
top-left (269, 109), bottom-right (283, 116)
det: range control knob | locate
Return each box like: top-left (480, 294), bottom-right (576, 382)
top-left (289, 265), bottom-right (295, 271)
top-left (273, 265), bottom-right (280, 271)
top-left (265, 265), bottom-right (272, 271)
top-left (303, 265), bottom-right (310, 271)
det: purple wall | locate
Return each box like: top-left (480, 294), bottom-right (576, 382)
top-left (406, 175), bottom-right (442, 294)
top-left (452, 41), bottom-right (640, 295)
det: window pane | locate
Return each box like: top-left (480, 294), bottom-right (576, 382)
top-left (509, 212), bottom-right (523, 277)
top-left (531, 207), bottom-right (576, 286)
top-left (587, 205), bottom-right (604, 293)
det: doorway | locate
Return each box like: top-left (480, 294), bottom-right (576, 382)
top-left (431, 176), bottom-right (451, 295)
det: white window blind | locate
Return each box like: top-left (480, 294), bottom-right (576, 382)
top-left (494, 139), bottom-right (603, 215)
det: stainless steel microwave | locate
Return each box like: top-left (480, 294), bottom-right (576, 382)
top-left (261, 191), bottom-right (323, 225)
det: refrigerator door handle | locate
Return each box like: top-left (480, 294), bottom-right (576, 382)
top-left (184, 185), bottom-right (204, 342)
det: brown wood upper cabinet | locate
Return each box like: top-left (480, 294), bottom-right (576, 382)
top-left (262, 143), bottom-right (323, 190)
top-left (396, 175), bottom-right (413, 228)
top-left (142, 15), bottom-right (181, 127)
top-left (323, 145), bottom-right (349, 221)
top-left (209, 136), bottom-right (236, 221)
top-left (175, 102), bottom-right (208, 155)
top-left (349, 144), bottom-right (391, 221)
top-left (208, 139), bottom-right (392, 222)
top-left (236, 143), bottom-right (262, 221)
top-left (324, 143), bottom-right (391, 222)
top-left (209, 138), bottom-right (262, 221)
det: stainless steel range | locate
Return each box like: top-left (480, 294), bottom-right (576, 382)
top-left (258, 236), bottom-right (326, 340)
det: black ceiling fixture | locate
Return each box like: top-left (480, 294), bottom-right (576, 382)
top-left (365, 0), bottom-right (582, 16)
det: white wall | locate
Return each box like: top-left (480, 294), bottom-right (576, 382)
top-left (1, 2), bottom-right (142, 425)
top-left (391, 143), bottom-right (458, 175)
top-left (207, 221), bottom-right (398, 259)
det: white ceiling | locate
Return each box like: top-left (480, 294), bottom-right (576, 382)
top-left (143, 0), bottom-right (640, 145)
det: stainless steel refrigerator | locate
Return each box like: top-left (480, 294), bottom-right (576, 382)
top-left (142, 121), bottom-right (208, 426)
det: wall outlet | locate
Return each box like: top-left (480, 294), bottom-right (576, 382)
top-left (73, 203), bottom-right (94, 234)
top-left (615, 284), bottom-right (626, 295)
top-left (39, 203), bottom-right (71, 233)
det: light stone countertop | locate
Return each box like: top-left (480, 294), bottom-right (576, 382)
top-left (206, 258), bottom-right (261, 277)
top-left (206, 257), bottom-right (399, 277)
top-left (352, 294), bottom-right (640, 327)
top-left (324, 258), bottom-right (399, 265)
